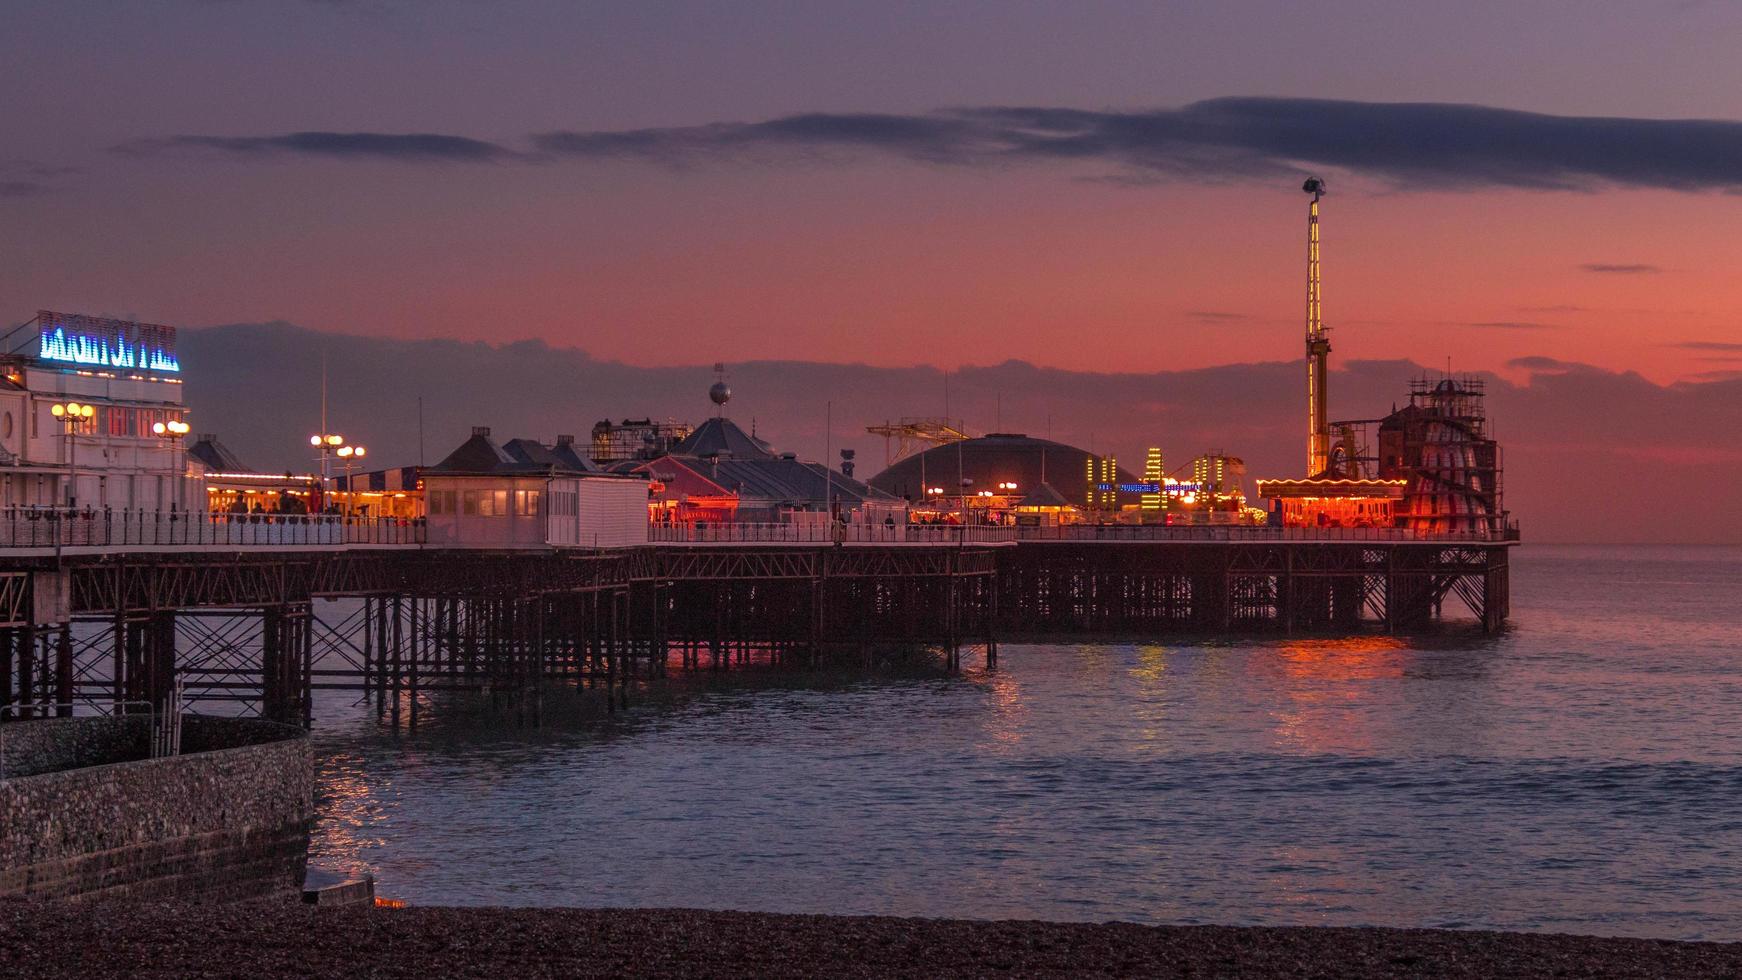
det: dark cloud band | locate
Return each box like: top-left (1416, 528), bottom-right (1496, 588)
top-left (0, 181), bottom-right (50, 199)
top-left (1580, 263), bottom-right (1662, 274)
top-left (118, 132), bottom-right (514, 162)
top-left (116, 98), bottom-right (1742, 191)
top-left (1671, 341), bottom-right (1742, 351)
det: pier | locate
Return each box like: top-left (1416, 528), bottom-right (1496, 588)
top-left (0, 513), bottom-right (1512, 730)
top-left (0, 191), bottom-right (1523, 733)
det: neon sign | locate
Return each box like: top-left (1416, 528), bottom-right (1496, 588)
top-left (36, 310), bottom-right (180, 373)
top-left (1096, 482), bottom-right (1203, 494)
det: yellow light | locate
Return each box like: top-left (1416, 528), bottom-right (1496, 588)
top-left (310, 436), bottom-right (323, 447)
top-left (51, 404), bottom-right (64, 417)
top-left (81, 405), bottom-right (93, 418)
top-left (354, 447), bottom-right (366, 458)
top-left (327, 435), bottom-right (344, 446)
top-left (153, 422), bottom-right (166, 435)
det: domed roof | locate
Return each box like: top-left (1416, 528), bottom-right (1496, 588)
top-left (868, 433), bottom-right (1137, 502)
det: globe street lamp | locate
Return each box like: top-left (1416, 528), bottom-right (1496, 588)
top-left (309, 432), bottom-right (344, 511)
top-left (152, 418), bottom-right (191, 512)
top-left (335, 444), bottom-right (366, 518)
top-left (49, 401), bottom-right (95, 508)
top-left (309, 432), bottom-right (344, 477)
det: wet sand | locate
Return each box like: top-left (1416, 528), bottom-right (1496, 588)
top-left (4, 901), bottom-right (1738, 978)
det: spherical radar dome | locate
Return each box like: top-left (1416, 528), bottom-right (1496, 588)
top-left (709, 382), bottom-right (732, 406)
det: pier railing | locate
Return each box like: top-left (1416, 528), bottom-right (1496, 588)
top-left (1008, 524), bottom-right (1519, 543)
top-left (649, 523), bottom-right (1019, 545)
top-left (0, 510), bottom-right (1512, 551)
top-left (649, 521), bottom-right (1516, 545)
top-left (0, 508), bottom-right (426, 549)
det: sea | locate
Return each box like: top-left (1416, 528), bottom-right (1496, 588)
top-left (306, 544), bottom-right (1742, 940)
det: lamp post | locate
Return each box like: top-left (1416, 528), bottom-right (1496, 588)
top-left (335, 444), bottom-right (366, 518)
top-left (49, 401), bottom-right (95, 508)
top-left (309, 432), bottom-right (344, 512)
top-left (152, 418), bottom-right (190, 512)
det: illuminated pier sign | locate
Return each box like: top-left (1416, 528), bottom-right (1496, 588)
top-left (1095, 482), bottom-right (1202, 494)
top-left (36, 310), bottom-right (180, 374)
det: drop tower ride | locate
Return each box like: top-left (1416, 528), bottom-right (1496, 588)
top-left (1304, 177), bottom-right (1331, 477)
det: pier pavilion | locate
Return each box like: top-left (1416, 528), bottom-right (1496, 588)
top-left (0, 311), bottom-right (199, 512)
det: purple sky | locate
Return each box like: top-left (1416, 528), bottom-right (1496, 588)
top-left (9, 3), bottom-right (1742, 380)
top-left (7, 1), bottom-right (1742, 539)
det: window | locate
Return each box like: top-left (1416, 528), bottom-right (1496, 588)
top-left (462, 490), bottom-right (481, 516)
top-left (2, 411), bottom-right (11, 438)
top-left (470, 489), bottom-right (508, 517)
top-left (428, 490), bottom-right (455, 515)
top-left (514, 489), bottom-right (542, 516)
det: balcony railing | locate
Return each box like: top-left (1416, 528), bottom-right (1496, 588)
top-left (0, 508), bottom-right (426, 549)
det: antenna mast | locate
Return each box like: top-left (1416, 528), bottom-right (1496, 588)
top-left (1304, 177), bottom-right (1331, 477)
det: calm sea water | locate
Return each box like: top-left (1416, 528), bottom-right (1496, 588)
top-left (308, 545), bottom-right (1742, 939)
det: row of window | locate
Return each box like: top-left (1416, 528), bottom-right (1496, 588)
top-left (426, 488), bottom-right (585, 518)
top-left (23, 403), bottom-right (186, 440)
top-left (427, 489), bottom-right (542, 517)
top-left (104, 406), bottom-right (185, 439)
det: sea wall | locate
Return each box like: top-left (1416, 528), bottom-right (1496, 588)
top-left (0, 714), bottom-right (150, 779)
top-left (0, 715), bottom-right (312, 902)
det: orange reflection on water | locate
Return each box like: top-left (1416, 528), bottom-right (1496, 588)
top-left (974, 665), bottom-right (1028, 751)
top-left (311, 755), bottom-right (388, 881)
top-left (1127, 645), bottom-right (1175, 751)
top-left (1267, 636), bottom-right (1411, 755)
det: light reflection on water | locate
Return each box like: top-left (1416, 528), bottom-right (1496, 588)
top-left (308, 546), bottom-right (1742, 940)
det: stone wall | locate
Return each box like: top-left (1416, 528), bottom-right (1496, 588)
top-left (0, 716), bottom-right (312, 902)
top-left (0, 715), bottom-right (151, 779)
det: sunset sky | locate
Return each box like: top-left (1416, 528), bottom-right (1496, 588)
top-left (7, 1), bottom-right (1742, 386)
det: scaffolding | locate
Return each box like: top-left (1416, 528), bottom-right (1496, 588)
top-left (589, 418), bottom-right (693, 465)
top-left (865, 418), bottom-right (970, 468)
top-left (1379, 376), bottom-right (1507, 536)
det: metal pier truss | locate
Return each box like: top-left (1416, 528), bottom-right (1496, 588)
top-left (1, 540), bottom-right (1508, 728)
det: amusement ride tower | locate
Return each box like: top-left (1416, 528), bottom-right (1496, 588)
top-left (1304, 177), bottom-right (1331, 477)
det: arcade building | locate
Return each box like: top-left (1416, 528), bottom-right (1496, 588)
top-left (0, 311), bottom-right (199, 512)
